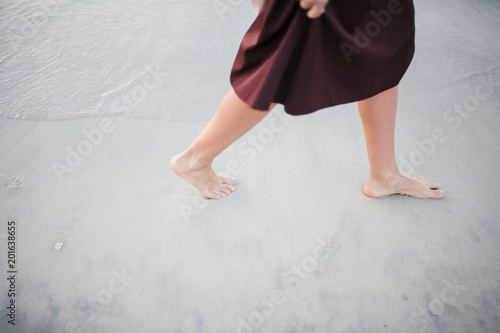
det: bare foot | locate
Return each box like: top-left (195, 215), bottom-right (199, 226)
top-left (170, 154), bottom-right (236, 200)
top-left (363, 174), bottom-right (446, 199)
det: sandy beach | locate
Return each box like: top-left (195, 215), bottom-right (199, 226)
top-left (1, 0), bottom-right (499, 332)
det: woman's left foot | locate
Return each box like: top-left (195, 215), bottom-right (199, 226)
top-left (171, 154), bottom-right (237, 200)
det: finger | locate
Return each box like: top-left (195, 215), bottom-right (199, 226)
top-left (307, 4), bottom-right (326, 19)
top-left (299, 0), bottom-right (313, 10)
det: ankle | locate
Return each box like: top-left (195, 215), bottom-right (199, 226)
top-left (178, 151), bottom-right (213, 172)
top-left (368, 170), bottom-right (402, 184)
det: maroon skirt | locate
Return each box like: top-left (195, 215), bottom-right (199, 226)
top-left (230, 0), bottom-right (415, 115)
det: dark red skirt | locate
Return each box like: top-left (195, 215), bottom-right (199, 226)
top-left (230, 0), bottom-right (415, 115)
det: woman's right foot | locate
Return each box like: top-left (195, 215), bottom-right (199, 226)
top-left (363, 174), bottom-right (446, 199)
top-left (170, 154), bottom-right (236, 200)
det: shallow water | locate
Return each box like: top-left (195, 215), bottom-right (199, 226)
top-left (0, 0), bottom-right (255, 122)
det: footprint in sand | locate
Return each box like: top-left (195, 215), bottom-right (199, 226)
top-left (8, 176), bottom-right (24, 188)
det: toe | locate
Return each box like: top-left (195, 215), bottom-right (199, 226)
top-left (211, 193), bottom-right (223, 199)
top-left (203, 186), bottom-right (222, 199)
top-left (219, 187), bottom-right (232, 195)
top-left (205, 192), bottom-right (221, 199)
top-left (215, 190), bottom-right (227, 198)
top-left (220, 177), bottom-right (237, 192)
top-left (433, 189), bottom-right (446, 199)
top-left (426, 180), bottom-right (440, 189)
top-left (414, 176), bottom-right (440, 189)
top-left (221, 176), bottom-right (238, 185)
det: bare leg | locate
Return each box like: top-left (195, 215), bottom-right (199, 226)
top-left (358, 86), bottom-right (445, 199)
top-left (171, 89), bottom-right (274, 199)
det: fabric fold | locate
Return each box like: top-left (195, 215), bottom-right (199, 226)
top-left (231, 0), bottom-right (415, 115)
